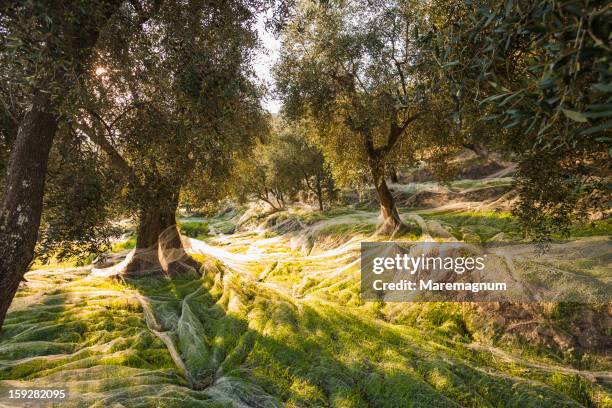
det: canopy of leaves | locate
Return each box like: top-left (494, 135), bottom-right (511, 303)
top-left (66, 0), bottom-right (269, 215)
top-left (1, 0), bottom-right (273, 261)
top-left (434, 0), bottom-right (611, 238)
top-left (231, 119), bottom-right (335, 210)
top-left (37, 129), bottom-right (124, 263)
top-left (274, 0), bottom-right (443, 182)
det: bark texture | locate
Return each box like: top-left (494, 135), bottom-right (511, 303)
top-left (125, 186), bottom-right (200, 277)
top-left (371, 164), bottom-right (403, 234)
top-left (364, 128), bottom-right (406, 234)
top-left (0, 93), bottom-right (58, 327)
top-left (0, 1), bottom-right (122, 329)
top-left (315, 175), bottom-right (324, 211)
top-left (389, 166), bottom-right (399, 183)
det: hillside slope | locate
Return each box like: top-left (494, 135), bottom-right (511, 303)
top-left (1, 175), bottom-right (610, 407)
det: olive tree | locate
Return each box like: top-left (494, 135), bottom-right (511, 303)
top-left (73, 0), bottom-right (267, 275)
top-left (0, 0), bottom-right (127, 328)
top-left (275, 0), bottom-right (440, 233)
top-left (434, 0), bottom-right (611, 238)
top-left (232, 120), bottom-right (335, 211)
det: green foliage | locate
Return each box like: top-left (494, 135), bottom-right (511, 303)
top-left (232, 120), bottom-right (335, 210)
top-left (568, 218), bottom-right (612, 237)
top-left (398, 303), bottom-right (472, 341)
top-left (36, 130), bottom-right (123, 263)
top-left (0, 1), bottom-right (130, 263)
top-left (317, 221), bottom-right (377, 238)
top-left (421, 210), bottom-right (522, 242)
top-left (78, 0), bottom-right (267, 212)
top-left (179, 221), bottom-right (209, 239)
top-left (550, 302), bottom-right (582, 324)
top-left (434, 0), bottom-right (611, 239)
top-left (0, 0), bottom-right (121, 100)
top-left (274, 0), bottom-right (447, 193)
top-left (549, 373), bottom-right (594, 407)
top-left (112, 235), bottom-right (137, 252)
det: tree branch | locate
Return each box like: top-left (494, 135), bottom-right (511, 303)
top-left (109, 102), bottom-right (144, 129)
top-left (379, 111), bottom-right (422, 157)
top-left (80, 111), bottom-right (140, 188)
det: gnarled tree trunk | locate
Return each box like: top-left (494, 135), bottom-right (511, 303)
top-left (361, 126), bottom-right (407, 234)
top-left (125, 185), bottom-right (200, 277)
top-left (0, 93), bottom-right (58, 327)
top-left (0, 1), bottom-right (123, 330)
top-left (371, 163), bottom-right (403, 234)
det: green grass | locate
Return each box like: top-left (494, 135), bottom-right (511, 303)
top-left (292, 207), bottom-right (358, 224)
top-left (317, 221), bottom-right (377, 238)
top-left (568, 218), bottom-right (612, 237)
top-left (420, 210), bottom-right (610, 242)
top-left (449, 177), bottom-right (514, 190)
top-left (179, 221), bottom-right (210, 239)
top-left (420, 210), bottom-right (521, 242)
top-left (112, 234), bottom-right (137, 252)
top-left (4, 258), bottom-right (607, 406)
top-left (2, 202), bottom-right (610, 407)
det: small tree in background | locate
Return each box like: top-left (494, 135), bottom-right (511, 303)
top-left (231, 120), bottom-right (335, 211)
top-left (272, 123), bottom-right (336, 211)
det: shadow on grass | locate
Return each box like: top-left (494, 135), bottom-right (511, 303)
top-left (0, 262), bottom-right (599, 407)
top-left (0, 271), bottom-right (177, 383)
top-left (127, 267), bottom-right (594, 408)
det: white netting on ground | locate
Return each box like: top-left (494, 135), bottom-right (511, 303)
top-left (2, 191), bottom-right (609, 407)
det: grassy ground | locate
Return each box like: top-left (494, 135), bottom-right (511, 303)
top-left (2, 256), bottom-right (608, 407)
top-left (1, 178), bottom-right (610, 407)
